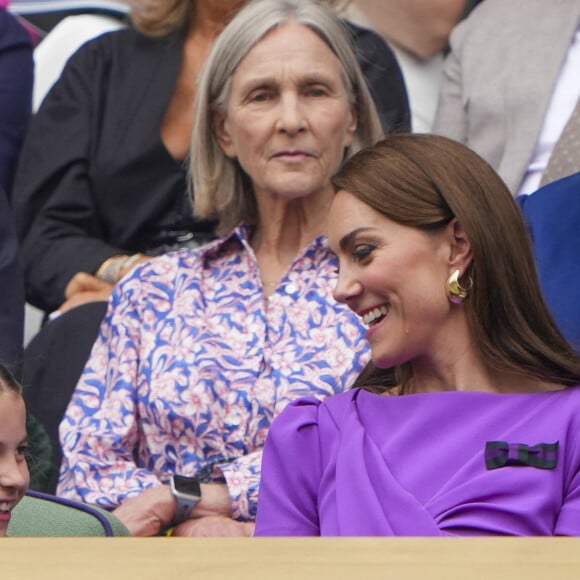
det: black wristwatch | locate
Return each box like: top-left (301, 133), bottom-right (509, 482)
top-left (170, 475), bottom-right (202, 525)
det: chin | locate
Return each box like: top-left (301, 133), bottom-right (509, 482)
top-left (371, 350), bottom-right (405, 370)
top-left (371, 356), bottom-right (394, 369)
top-left (272, 183), bottom-right (318, 200)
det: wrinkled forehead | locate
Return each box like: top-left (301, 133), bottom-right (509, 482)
top-left (236, 24), bottom-right (343, 80)
top-left (216, 19), bottom-right (352, 111)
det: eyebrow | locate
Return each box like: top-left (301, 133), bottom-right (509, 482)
top-left (239, 72), bottom-right (339, 93)
top-left (339, 227), bottom-right (377, 251)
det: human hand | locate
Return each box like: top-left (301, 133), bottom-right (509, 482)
top-left (172, 516), bottom-right (255, 537)
top-left (52, 272), bottom-right (114, 315)
top-left (65, 272), bottom-right (113, 299)
top-left (113, 486), bottom-right (175, 537)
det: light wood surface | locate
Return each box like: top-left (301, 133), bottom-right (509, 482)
top-left (2, 538), bottom-right (580, 579)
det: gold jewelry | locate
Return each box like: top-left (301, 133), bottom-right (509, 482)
top-left (446, 269), bottom-right (472, 304)
top-left (118, 253), bottom-right (145, 280)
top-left (95, 255), bottom-right (129, 284)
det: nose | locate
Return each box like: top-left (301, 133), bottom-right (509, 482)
top-left (276, 93), bottom-right (306, 135)
top-left (0, 456), bottom-right (30, 493)
top-left (332, 266), bottom-right (363, 306)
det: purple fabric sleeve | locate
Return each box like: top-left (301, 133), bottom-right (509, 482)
top-left (255, 399), bottom-right (322, 536)
top-left (554, 448), bottom-right (580, 535)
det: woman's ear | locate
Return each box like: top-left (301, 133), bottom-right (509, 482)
top-left (447, 218), bottom-right (473, 272)
top-left (343, 103), bottom-right (358, 148)
top-left (212, 111), bottom-right (236, 158)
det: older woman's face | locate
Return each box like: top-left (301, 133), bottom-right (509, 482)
top-left (329, 190), bottom-right (456, 370)
top-left (0, 393), bottom-right (29, 536)
top-left (214, 22), bottom-right (357, 203)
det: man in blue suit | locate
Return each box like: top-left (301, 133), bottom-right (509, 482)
top-left (518, 172), bottom-right (580, 351)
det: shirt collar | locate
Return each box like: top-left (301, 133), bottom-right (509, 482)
top-left (201, 224), bottom-right (331, 264)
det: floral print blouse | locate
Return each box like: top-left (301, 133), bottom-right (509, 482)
top-left (57, 226), bottom-right (369, 520)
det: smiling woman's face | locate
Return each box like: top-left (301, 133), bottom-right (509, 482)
top-left (0, 392), bottom-right (29, 537)
top-left (213, 21), bottom-right (357, 204)
top-left (328, 189), bottom-right (456, 370)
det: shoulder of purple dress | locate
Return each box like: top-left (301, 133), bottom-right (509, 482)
top-left (558, 385), bottom-right (580, 418)
top-left (274, 390), bottom-right (360, 431)
top-left (549, 384), bottom-right (580, 407)
top-left (305, 389), bottom-right (363, 429)
top-left (268, 398), bottom-right (323, 442)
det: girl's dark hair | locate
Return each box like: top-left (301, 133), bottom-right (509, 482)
top-left (332, 134), bottom-right (580, 393)
top-left (0, 363), bottom-right (22, 396)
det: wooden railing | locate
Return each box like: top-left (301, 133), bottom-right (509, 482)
top-left (2, 537), bottom-right (580, 579)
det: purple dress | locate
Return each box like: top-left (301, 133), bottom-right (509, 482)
top-left (255, 387), bottom-right (580, 536)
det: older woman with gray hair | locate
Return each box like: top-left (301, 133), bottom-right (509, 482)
top-left (57, 0), bottom-right (383, 537)
top-left (18, 0), bottom-right (408, 496)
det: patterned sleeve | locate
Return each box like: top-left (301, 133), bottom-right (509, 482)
top-left (57, 269), bottom-right (162, 509)
top-left (218, 451), bottom-right (262, 521)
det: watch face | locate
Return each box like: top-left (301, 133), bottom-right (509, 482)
top-left (173, 475), bottom-right (201, 497)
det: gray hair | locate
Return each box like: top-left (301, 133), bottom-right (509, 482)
top-left (190, 0), bottom-right (384, 235)
top-left (130, 0), bottom-right (351, 38)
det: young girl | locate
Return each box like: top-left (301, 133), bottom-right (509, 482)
top-left (0, 363), bottom-right (29, 536)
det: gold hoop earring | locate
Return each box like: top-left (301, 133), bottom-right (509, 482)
top-left (446, 269), bottom-right (472, 305)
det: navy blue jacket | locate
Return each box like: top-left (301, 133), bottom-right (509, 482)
top-left (0, 8), bottom-right (33, 196)
top-left (518, 172), bottom-right (580, 351)
top-left (0, 9), bottom-right (30, 378)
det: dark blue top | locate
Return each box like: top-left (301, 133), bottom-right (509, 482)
top-left (0, 8), bottom-right (29, 378)
top-left (0, 8), bottom-right (33, 196)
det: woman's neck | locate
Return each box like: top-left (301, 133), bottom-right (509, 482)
top-left (252, 193), bottom-right (331, 259)
top-left (406, 345), bottom-right (564, 395)
top-left (192, 0), bottom-right (245, 39)
top-left (251, 193), bottom-right (332, 296)
top-left (397, 312), bottom-right (562, 395)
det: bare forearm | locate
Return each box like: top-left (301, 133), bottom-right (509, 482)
top-left (351, 0), bottom-right (467, 58)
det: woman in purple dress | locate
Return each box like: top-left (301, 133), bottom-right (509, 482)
top-left (255, 134), bottom-right (580, 537)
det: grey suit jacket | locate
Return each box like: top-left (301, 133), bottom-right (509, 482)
top-left (433, 0), bottom-right (580, 195)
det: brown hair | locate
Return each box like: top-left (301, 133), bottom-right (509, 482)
top-left (0, 363), bottom-right (22, 397)
top-left (332, 134), bottom-right (580, 393)
top-left (130, 0), bottom-right (350, 38)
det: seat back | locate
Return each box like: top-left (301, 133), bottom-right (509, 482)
top-left (32, 13), bottom-right (126, 110)
top-left (8, 490), bottom-right (130, 536)
top-left (9, 0), bottom-right (128, 35)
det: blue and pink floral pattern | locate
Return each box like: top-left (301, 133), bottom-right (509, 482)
top-left (57, 226), bottom-right (369, 520)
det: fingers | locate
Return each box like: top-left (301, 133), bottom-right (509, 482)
top-left (65, 272), bottom-right (113, 298)
top-left (173, 516), bottom-right (254, 537)
top-left (58, 289), bottom-right (113, 314)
